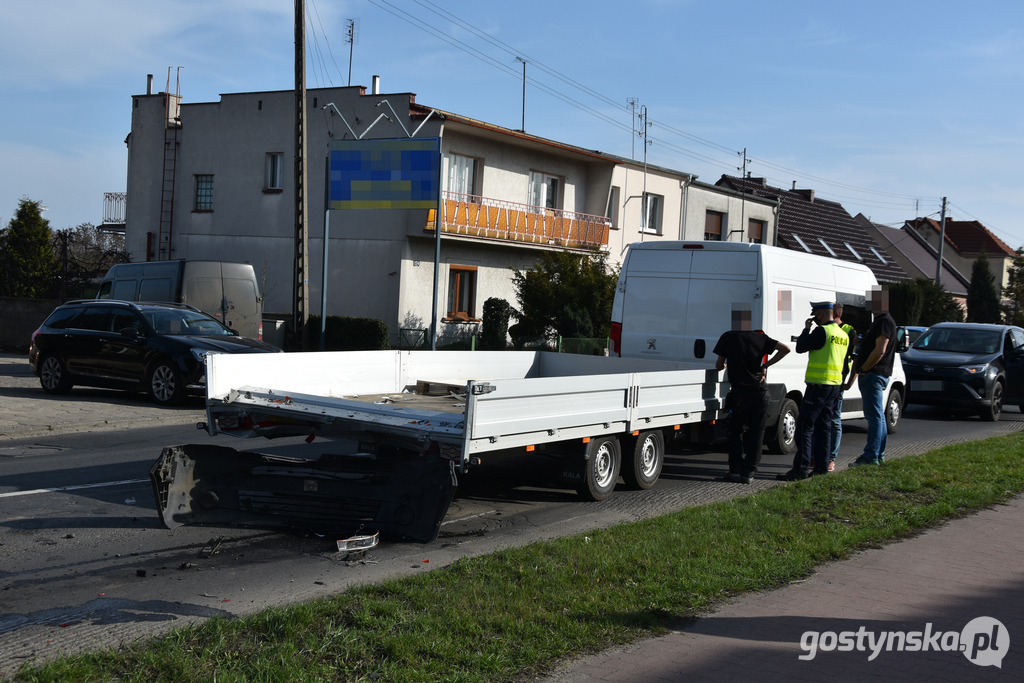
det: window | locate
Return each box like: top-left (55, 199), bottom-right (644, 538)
top-left (818, 238), bottom-right (837, 257)
top-left (792, 234), bottom-right (812, 253)
top-left (194, 175), bottom-right (214, 211)
top-left (748, 219), bottom-right (765, 244)
top-left (529, 171), bottom-right (561, 211)
top-left (69, 306), bottom-right (111, 331)
top-left (447, 265), bottom-right (478, 320)
top-left (642, 192), bottom-right (663, 234)
top-left (266, 153), bottom-right (283, 191)
top-left (448, 154), bottom-right (480, 198)
top-left (869, 246), bottom-right (888, 264)
top-left (844, 242), bottom-right (863, 261)
top-left (111, 279), bottom-right (138, 300)
top-left (606, 186), bottom-right (620, 229)
top-left (139, 278), bottom-right (173, 301)
top-left (704, 210), bottom-right (724, 241)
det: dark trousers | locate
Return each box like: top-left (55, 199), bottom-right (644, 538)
top-left (792, 383), bottom-right (842, 475)
top-left (726, 385), bottom-right (771, 475)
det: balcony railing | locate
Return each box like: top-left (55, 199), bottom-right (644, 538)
top-left (103, 192), bottom-right (127, 225)
top-left (427, 191), bottom-right (609, 250)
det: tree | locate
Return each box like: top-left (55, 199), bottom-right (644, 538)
top-left (52, 223), bottom-right (128, 298)
top-left (1, 198), bottom-right (56, 298)
top-left (887, 279), bottom-right (923, 326)
top-left (1003, 248), bottom-right (1024, 327)
top-left (916, 278), bottom-right (964, 326)
top-left (509, 250), bottom-right (619, 347)
top-left (966, 253), bottom-right (1002, 323)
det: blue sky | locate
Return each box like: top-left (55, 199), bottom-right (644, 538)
top-left (3, 0), bottom-right (1023, 250)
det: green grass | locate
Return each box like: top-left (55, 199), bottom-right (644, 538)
top-left (16, 431), bottom-right (1024, 682)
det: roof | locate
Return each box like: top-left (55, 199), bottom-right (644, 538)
top-left (715, 176), bottom-right (908, 282)
top-left (858, 216), bottom-right (969, 296)
top-left (908, 218), bottom-right (1017, 258)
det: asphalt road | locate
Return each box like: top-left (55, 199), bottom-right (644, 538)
top-left (2, 369), bottom-right (1023, 675)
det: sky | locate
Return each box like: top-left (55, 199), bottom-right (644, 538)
top-left (2, 0), bottom-right (1024, 250)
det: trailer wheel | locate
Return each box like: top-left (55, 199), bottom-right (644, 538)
top-left (766, 399), bottom-right (798, 455)
top-left (622, 430), bottom-right (663, 490)
top-left (576, 436), bottom-right (621, 501)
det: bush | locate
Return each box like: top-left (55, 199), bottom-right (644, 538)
top-left (308, 315), bottom-right (390, 351)
top-left (480, 298), bottom-right (513, 350)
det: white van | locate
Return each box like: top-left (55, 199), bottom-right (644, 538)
top-left (97, 260), bottom-right (263, 340)
top-left (609, 241), bottom-right (906, 454)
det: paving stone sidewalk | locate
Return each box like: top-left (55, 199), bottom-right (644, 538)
top-left (544, 495), bottom-right (1024, 682)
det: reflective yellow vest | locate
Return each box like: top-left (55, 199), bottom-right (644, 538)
top-left (805, 323), bottom-right (850, 385)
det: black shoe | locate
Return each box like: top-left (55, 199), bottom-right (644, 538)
top-left (740, 473), bottom-right (753, 484)
top-left (722, 472), bottom-right (742, 483)
top-left (811, 469), bottom-right (829, 477)
top-left (776, 470), bottom-right (809, 481)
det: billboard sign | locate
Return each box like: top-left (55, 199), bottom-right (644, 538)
top-left (328, 137), bottom-right (440, 210)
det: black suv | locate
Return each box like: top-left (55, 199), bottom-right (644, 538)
top-left (902, 322), bottom-right (1024, 421)
top-left (29, 300), bottom-right (280, 405)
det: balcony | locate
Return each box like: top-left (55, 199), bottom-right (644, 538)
top-left (100, 192), bottom-right (126, 233)
top-left (426, 191), bottom-right (609, 250)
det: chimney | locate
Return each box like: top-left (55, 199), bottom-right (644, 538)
top-left (792, 181), bottom-right (796, 190)
top-left (372, 75), bottom-right (380, 95)
top-left (147, 74), bottom-right (153, 95)
top-left (792, 189), bottom-right (815, 203)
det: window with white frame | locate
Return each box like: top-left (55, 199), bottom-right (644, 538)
top-left (606, 186), bottom-right (620, 229)
top-left (448, 153), bottom-right (480, 199)
top-left (265, 153), bottom-right (283, 191)
top-left (194, 175), bottom-right (214, 211)
top-left (446, 265), bottom-right (478, 320)
top-left (642, 192), bottom-right (663, 234)
top-left (529, 171), bottom-right (561, 212)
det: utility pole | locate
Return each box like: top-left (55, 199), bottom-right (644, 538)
top-left (737, 148), bottom-right (748, 243)
top-left (345, 19), bottom-right (355, 86)
top-left (626, 98), bottom-right (638, 160)
top-left (293, 0), bottom-right (310, 350)
top-left (935, 196), bottom-right (947, 286)
top-left (638, 105), bottom-right (652, 240)
top-left (515, 57), bottom-right (526, 131)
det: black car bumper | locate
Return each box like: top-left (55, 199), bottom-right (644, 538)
top-left (904, 372), bottom-right (995, 409)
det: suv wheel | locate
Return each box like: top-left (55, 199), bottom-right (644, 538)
top-left (980, 380), bottom-right (1003, 422)
top-left (39, 355), bottom-right (73, 394)
top-left (149, 362), bottom-right (185, 406)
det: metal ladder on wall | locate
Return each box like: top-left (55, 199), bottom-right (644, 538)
top-left (156, 68), bottom-right (182, 261)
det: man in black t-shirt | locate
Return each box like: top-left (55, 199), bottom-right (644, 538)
top-left (714, 307), bottom-right (791, 483)
top-left (849, 287), bottom-right (898, 467)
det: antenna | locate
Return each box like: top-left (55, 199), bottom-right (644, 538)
top-left (345, 18), bottom-right (358, 86)
top-left (626, 98), bottom-right (638, 160)
top-left (515, 57), bottom-right (526, 131)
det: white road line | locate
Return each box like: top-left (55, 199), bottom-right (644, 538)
top-left (0, 478), bottom-right (149, 499)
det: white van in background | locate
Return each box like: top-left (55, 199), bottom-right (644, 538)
top-left (96, 261), bottom-right (263, 340)
top-left (609, 241), bottom-right (906, 454)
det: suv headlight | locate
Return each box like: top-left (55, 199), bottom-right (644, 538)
top-left (960, 364), bottom-right (989, 374)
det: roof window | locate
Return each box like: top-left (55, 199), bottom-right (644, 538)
top-left (817, 238), bottom-right (837, 257)
top-left (869, 246), bottom-right (888, 264)
top-left (792, 234), bottom-right (813, 253)
top-left (844, 242), bottom-right (863, 261)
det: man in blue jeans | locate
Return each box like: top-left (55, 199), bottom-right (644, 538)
top-left (850, 287), bottom-right (897, 467)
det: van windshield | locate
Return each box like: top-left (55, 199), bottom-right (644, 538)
top-left (142, 309), bottom-right (235, 336)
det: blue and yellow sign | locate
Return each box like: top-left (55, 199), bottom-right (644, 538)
top-left (328, 138), bottom-right (440, 209)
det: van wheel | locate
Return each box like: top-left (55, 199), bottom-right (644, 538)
top-left (576, 436), bottom-right (621, 501)
top-left (39, 355), bottom-right (73, 394)
top-left (149, 362), bottom-right (185, 406)
top-left (886, 390), bottom-right (902, 434)
top-left (622, 430), bottom-right (664, 490)
top-left (767, 399), bottom-right (798, 455)
top-left (979, 380), bottom-right (1003, 422)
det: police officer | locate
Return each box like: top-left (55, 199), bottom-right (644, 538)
top-left (778, 301), bottom-right (849, 480)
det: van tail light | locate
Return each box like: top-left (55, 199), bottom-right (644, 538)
top-left (258, 321), bottom-right (263, 341)
top-left (610, 321), bottom-right (622, 356)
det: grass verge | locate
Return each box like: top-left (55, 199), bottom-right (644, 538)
top-left (16, 431), bottom-right (1024, 682)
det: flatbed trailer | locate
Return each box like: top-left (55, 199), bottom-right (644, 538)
top-left (150, 350), bottom-right (726, 543)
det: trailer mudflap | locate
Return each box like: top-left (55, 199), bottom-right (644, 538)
top-left (149, 444), bottom-right (457, 543)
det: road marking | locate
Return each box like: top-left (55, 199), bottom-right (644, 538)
top-left (0, 478), bottom-right (149, 499)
